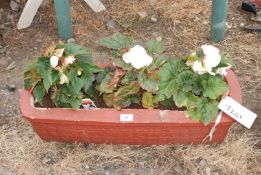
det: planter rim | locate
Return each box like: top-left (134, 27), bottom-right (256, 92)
top-left (20, 69), bottom-right (242, 125)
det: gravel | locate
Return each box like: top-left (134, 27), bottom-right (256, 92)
top-left (10, 0), bottom-right (19, 11)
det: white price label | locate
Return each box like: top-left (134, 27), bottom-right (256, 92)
top-left (120, 114), bottom-right (134, 122)
top-left (218, 96), bottom-right (257, 129)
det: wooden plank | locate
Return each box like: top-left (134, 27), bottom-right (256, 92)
top-left (17, 0), bottom-right (43, 29)
top-left (210, 0), bottom-right (228, 42)
top-left (84, 0), bottom-right (106, 12)
top-left (54, 0), bottom-right (73, 39)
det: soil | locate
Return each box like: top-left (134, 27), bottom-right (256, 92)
top-left (0, 0), bottom-right (260, 175)
top-left (35, 89), bottom-right (181, 110)
top-left (0, 0), bottom-right (10, 8)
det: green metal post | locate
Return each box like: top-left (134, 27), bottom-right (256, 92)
top-left (210, 0), bottom-right (228, 42)
top-left (54, 0), bottom-right (73, 39)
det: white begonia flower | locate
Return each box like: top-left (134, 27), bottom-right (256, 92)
top-left (201, 45), bottom-right (221, 74)
top-left (63, 56), bottom-right (76, 66)
top-left (216, 65), bottom-right (231, 76)
top-left (59, 73), bottom-right (69, 84)
top-left (192, 60), bottom-right (207, 75)
top-left (190, 45), bottom-right (222, 75)
top-left (55, 48), bottom-right (64, 57)
top-left (50, 56), bottom-right (59, 68)
top-left (122, 45), bottom-right (153, 69)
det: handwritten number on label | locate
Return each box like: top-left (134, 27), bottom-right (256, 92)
top-left (225, 105), bottom-right (242, 119)
top-left (219, 96), bottom-right (257, 129)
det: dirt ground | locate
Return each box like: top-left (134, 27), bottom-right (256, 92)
top-left (0, 0), bottom-right (260, 175)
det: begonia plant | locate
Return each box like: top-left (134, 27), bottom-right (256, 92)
top-left (97, 33), bottom-right (168, 110)
top-left (155, 45), bottom-right (232, 124)
top-left (23, 42), bottom-right (102, 109)
top-left (23, 35), bottom-right (233, 125)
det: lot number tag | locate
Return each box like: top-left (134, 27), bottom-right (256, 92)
top-left (120, 114), bottom-right (134, 122)
top-left (218, 96), bottom-right (257, 129)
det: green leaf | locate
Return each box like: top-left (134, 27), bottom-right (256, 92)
top-left (24, 64), bottom-right (43, 90)
top-left (203, 76), bottom-right (228, 99)
top-left (59, 95), bottom-right (69, 104)
top-left (65, 43), bottom-right (92, 63)
top-left (159, 97), bottom-right (175, 107)
top-left (52, 85), bottom-right (83, 109)
top-left (121, 95), bottom-right (140, 107)
top-left (153, 90), bottom-right (167, 103)
top-left (82, 74), bottom-right (95, 94)
top-left (35, 58), bottom-right (53, 92)
top-left (51, 89), bottom-right (70, 108)
top-left (33, 85), bottom-right (45, 105)
top-left (43, 72), bottom-right (52, 92)
top-left (137, 72), bottom-right (158, 93)
top-left (113, 82), bottom-right (140, 108)
top-left (173, 91), bottom-right (198, 108)
top-left (52, 70), bottom-right (60, 84)
top-left (55, 42), bottom-right (65, 49)
top-left (97, 33), bottom-right (132, 49)
top-left (107, 68), bottom-right (126, 89)
top-left (197, 97), bottom-right (208, 110)
top-left (121, 71), bottom-right (136, 85)
top-left (196, 49), bottom-right (204, 59)
top-left (146, 40), bottom-right (165, 54)
top-left (220, 55), bottom-right (234, 67)
top-left (157, 60), bottom-right (185, 98)
top-left (99, 73), bottom-right (114, 94)
top-left (80, 62), bottom-right (102, 73)
top-left (63, 84), bottom-right (83, 97)
top-left (177, 70), bottom-right (194, 92)
top-left (24, 68), bottom-right (32, 89)
top-left (111, 57), bottom-right (131, 70)
top-left (186, 52), bottom-right (197, 62)
top-left (69, 97), bottom-right (82, 110)
top-left (174, 91), bottom-right (188, 108)
top-left (84, 86), bottom-right (96, 99)
top-left (114, 83), bottom-right (140, 100)
top-left (148, 55), bottom-right (168, 71)
top-left (154, 55), bottom-right (169, 67)
top-left (68, 70), bottom-right (84, 93)
top-left (111, 50), bottom-right (124, 58)
top-left (158, 79), bottom-right (178, 99)
top-left (24, 79), bottom-right (31, 90)
top-left (142, 92), bottom-right (154, 109)
top-left (158, 59), bottom-right (188, 82)
top-left (187, 108), bottom-right (202, 121)
top-left (103, 93), bottom-right (114, 107)
top-left (186, 98), bottom-right (219, 125)
top-left (192, 74), bottom-right (204, 96)
top-left (96, 68), bottom-right (111, 83)
top-left (202, 102), bottom-right (219, 124)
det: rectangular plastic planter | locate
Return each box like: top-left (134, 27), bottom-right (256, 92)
top-left (20, 69), bottom-right (242, 145)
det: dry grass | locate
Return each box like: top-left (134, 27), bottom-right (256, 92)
top-left (0, 0), bottom-right (260, 174)
top-left (1, 116), bottom-right (260, 175)
top-left (180, 126), bottom-right (261, 175)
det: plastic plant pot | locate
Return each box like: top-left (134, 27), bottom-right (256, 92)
top-left (20, 69), bottom-right (242, 145)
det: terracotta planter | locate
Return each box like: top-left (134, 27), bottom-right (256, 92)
top-left (20, 69), bottom-right (242, 145)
